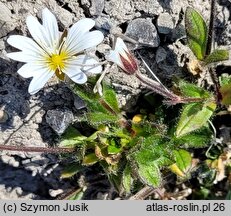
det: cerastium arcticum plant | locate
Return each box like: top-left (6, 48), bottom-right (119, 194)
top-left (1, 2), bottom-right (231, 199)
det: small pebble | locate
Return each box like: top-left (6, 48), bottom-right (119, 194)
top-left (157, 12), bottom-right (174, 34)
top-left (46, 109), bottom-right (74, 135)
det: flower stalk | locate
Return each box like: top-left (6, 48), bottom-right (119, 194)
top-left (0, 145), bottom-right (75, 154)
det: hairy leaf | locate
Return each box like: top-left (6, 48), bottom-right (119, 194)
top-left (204, 49), bottom-right (229, 64)
top-left (220, 75), bottom-right (231, 86)
top-left (130, 136), bottom-right (172, 187)
top-left (178, 80), bottom-right (210, 98)
top-left (61, 162), bottom-right (82, 179)
top-left (83, 153), bottom-right (99, 165)
top-left (176, 102), bottom-right (216, 137)
top-left (88, 112), bottom-right (119, 127)
top-left (175, 127), bottom-right (212, 148)
top-left (122, 164), bottom-right (133, 195)
top-left (173, 149), bottom-right (192, 174)
top-left (60, 126), bottom-right (87, 147)
top-left (185, 7), bottom-right (208, 60)
top-left (103, 84), bottom-right (120, 113)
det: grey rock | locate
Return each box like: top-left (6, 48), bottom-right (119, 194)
top-left (0, 3), bottom-right (15, 38)
top-left (0, 3), bottom-right (12, 23)
top-left (73, 95), bottom-right (86, 110)
top-left (104, 0), bottom-right (136, 22)
top-left (95, 16), bottom-right (113, 31)
top-left (0, 110), bottom-right (9, 123)
top-left (157, 12), bottom-right (174, 34)
top-left (45, 109), bottom-right (74, 135)
top-left (171, 23), bottom-right (186, 41)
top-left (125, 18), bottom-right (160, 48)
top-left (156, 46), bottom-right (167, 63)
top-left (104, 64), bottom-right (142, 111)
top-left (0, 40), bottom-right (5, 50)
top-left (90, 0), bottom-right (105, 16)
top-left (133, 0), bottom-right (163, 15)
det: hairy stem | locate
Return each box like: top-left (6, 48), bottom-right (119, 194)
top-left (136, 71), bottom-right (180, 100)
top-left (206, 0), bottom-right (216, 56)
top-left (0, 145), bottom-right (75, 154)
top-left (136, 71), bottom-right (204, 105)
top-left (209, 67), bottom-right (222, 103)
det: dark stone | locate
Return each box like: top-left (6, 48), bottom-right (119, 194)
top-left (45, 109), bottom-right (74, 135)
top-left (157, 12), bottom-right (174, 34)
top-left (125, 18), bottom-right (160, 48)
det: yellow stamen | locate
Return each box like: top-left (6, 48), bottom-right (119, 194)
top-left (47, 51), bottom-right (68, 81)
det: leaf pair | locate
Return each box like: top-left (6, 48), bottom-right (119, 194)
top-left (185, 7), bottom-right (229, 64)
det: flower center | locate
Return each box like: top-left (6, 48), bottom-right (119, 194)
top-left (49, 52), bottom-right (67, 71)
top-left (47, 52), bottom-right (68, 80)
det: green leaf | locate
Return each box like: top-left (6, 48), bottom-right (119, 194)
top-left (137, 163), bottom-right (161, 187)
top-left (72, 83), bottom-right (121, 128)
top-left (178, 80), bottom-right (210, 98)
top-left (220, 83), bottom-right (231, 105)
top-left (130, 136), bottom-right (172, 187)
top-left (73, 84), bottom-right (107, 114)
top-left (83, 153), bottom-right (99, 165)
top-left (122, 164), bottom-right (133, 195)
top-left (185, 7), bottom-right (208, 60)
top-left (220, 75), bottom-right (231, 86)
top-left (103, 84), bottom-right (120, 113)
top-left (108, 145), bottom-right (121, 154)
top-left (61, 162), bottom-right (82, 179)
top-left (60, 127), bottom-right (87, 147)
top-left (68, 190), bottom-right (84, 200)
top-left (175, 127), bottom-right (212, 148)
top-left (88, 112), bottom-right (119, 127)
top-left (204, 49), bottom-right (229, 64)
top-left (173, 149), bottom-right (192, 174)
top-left (176, 102), bottom-right (216, 137)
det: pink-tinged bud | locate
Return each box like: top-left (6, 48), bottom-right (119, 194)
top-left (106, 37), bottom-right (138, 75)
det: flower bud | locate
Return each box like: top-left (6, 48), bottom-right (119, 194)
top-left (106, 37), bottom-right (138, 74)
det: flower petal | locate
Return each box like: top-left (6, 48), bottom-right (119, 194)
top-left (80, 56), bottom-right (102, 74)
top-left (64, 31), bottom-right (104, 55)
top-left (7, 35), bottom-right (47, 57)
top-left (28, 69), bottom-right (54, 94)
top-left (64, 18), bottom-right (95, 52)
top-left (17, 63), bottom-right (49, 78)
top-left (26, 15), bottom-right (52, 53)
top-left (63, 61), bottom-right (87, 84)
top-left (106, 37), bottom-right (129, 70)
top-left (114, 37), bottom-right (129, 53)
top-left (7, 51), bottom-right (45, 63)
top-left (42, 8), bottom-right (59, 49)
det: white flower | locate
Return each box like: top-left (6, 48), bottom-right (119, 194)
top-left (7, 8), bottom-right (104, 94)
top-left (106, 37), bottom-right (138, 74)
